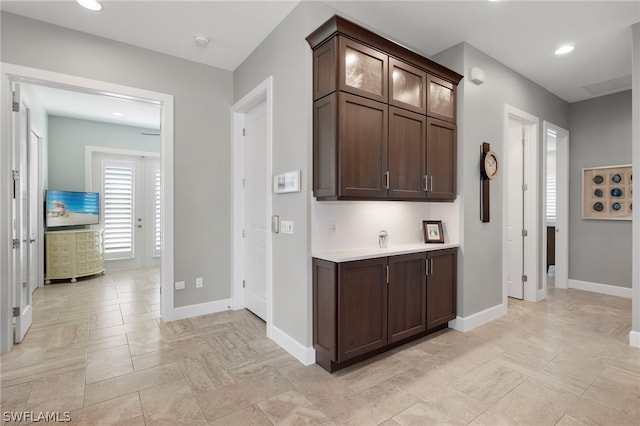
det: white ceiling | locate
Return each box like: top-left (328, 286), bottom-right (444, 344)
top-left (26, 84), bottom-right (162, 129)
top-left (2, 0), bottom-right (639, 127)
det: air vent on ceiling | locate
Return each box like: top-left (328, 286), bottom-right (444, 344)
top-left (582, 75), bottom-right (632, 95)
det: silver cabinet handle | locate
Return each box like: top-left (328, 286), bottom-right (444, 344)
top-left (423, 175), bottom-right (429, 192)
top-left (384, 171), bottom-right (390, 189)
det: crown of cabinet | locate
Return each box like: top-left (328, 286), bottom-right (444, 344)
top-left (308, 15), bottom-right (461, 202)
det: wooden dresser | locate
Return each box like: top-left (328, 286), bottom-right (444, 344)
top-left (45, 229), bottom-right (105, 283)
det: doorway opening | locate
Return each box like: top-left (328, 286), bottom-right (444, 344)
top-left (1, 63), bottom-right (175, 354)
top-left (543, 122), bottom-right (569, 291)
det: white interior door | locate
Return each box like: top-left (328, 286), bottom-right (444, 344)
top-left (11, 84), bottom-right (33, 343)
top-left (506, 118), bottom-right (525, 300)
top-left (243, 101), bottom-right (268, 321)
top-left (92, 152), bottom-right (159, 269)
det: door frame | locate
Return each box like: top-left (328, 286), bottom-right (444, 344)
top-left (231, 76), bottom-right (273, 335)
top-left (29, 127), bottom-right (45, 293)
top-left (85, 146), bottom-right (161, 269)
top-left (542, 122), bottom-right (569, 291)
top-left (1, 62), bottom-right (175, 353)
top-left (502, 104), bottom-right (540, 305)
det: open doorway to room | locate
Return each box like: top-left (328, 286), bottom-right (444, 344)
top-left (543, 122), bottom-right (569, 291)
top-left (1, 63), bottom-right (175, 354)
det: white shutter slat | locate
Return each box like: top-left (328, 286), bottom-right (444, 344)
top-left (104, 164), bottom-right (134, 257)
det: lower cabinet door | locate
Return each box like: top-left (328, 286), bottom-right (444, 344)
top-left (388, 252), bottom-right (426, 343)
top-left (338, 257), bottom-right (388, 361)
top-left (426, 248), bottom-right (457, 329)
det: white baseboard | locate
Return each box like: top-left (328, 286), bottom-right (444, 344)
top-left (568, 279), bottom-right (632, 299)
top-left (169, 298), bottom-right (233, 321)
top-left (448, 303), bottom-right (507, 332)
top-left (630, 331), bottom-right (640, 348)
top-left (268, 324), bottom-right (316, 366)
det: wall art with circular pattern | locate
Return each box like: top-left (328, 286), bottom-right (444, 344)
top-left (582, 164), bottom-right (632, 220)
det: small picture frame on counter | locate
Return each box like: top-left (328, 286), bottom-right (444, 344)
top-left (423, 220), bottom-right (444, 243)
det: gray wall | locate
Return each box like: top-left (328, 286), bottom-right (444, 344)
top-left (434, 43), bottom-right (569, 316)
top-left (569, 91), bottom-right (632, 288)
top-left (234, 1), bottom-right (338, 345)
top-left (1, 11), bottom-right (234, 307)
top-left (48, 116), bottom-right (159, 191)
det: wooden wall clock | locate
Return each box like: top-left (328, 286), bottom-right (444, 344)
top-left (480, 142), bottom-right (498, 222)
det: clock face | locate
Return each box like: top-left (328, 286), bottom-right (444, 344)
top-left (483, 151), bottom-right (498, 180)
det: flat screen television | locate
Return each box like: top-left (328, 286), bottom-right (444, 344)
top-left (45, 190), bottom-right (100, 228)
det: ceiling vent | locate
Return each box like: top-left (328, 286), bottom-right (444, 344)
top-left (582, 75), bottom-right (632, 95)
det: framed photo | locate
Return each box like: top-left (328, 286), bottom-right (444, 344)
top-left (423, 220), bottom-right (444, 243)
top-left (582, 164), bottom-right (632, 220)
top-left (273, 170), bottom-right (301, 194)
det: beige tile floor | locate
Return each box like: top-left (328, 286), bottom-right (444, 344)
top-left (1, 267), bottom-right (639, 425)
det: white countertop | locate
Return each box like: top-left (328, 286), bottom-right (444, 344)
top-left (313, 242), bottom-right (459, 262)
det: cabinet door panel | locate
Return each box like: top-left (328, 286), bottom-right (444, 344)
top-left (426, 118), bottom-right (457, 200)
top-left (339, 93), bottom-right (388, 199)
top-left (313, 38), bottom-right (338, 101)
top-left (338, 258), bottom-right (388, 361)
top-left (313, 94), bottom-right (338, 198)
top-left (427, 75), bottom-right (456, 122)
top-left (313, 259), bottom-right (337, 361)
top-left (426, 249), bottom-right (457, 329)
top-left (389, 107), bottom-right (427, 200)
top-left (339, 37), bottom-right (388, 103)
top-left (389, 58), bottom-right (426, 114)
top-left (388, 253), bottom-right (426, 343)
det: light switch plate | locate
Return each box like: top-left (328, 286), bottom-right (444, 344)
top-left (272, 215), bottom-right (280, 233)
top-left (281, 220), bottom-right (294, 234)
top-left (175, 281), bottom-right (185, 290)
top-left (195, 277), bottom-right (203, 288)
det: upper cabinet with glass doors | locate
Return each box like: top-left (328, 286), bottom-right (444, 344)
top-left (307, 15), bottom-right (463, 201)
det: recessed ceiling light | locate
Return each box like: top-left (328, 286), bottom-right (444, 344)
top-left (111, 112), bottom-right (123, 117)
top-left (77, 0), bottom-right (102, 11)
top-left (555, 45), bottom-right (574, 55)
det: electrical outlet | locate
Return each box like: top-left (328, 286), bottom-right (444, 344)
top-left (281, 220), bottom-right (294, 234)
top-left (196, 277), bottom-right (203, 288)
top-left (330, 222), bottom-right (337, 233)
top-left (175, 281), bottom-right (185, 290)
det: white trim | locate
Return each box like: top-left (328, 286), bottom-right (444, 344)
top-left (269, 323), bottom-right (316, 366)
top-left (630, 331), bottom-right (640, 348)
top-left (171, 299), bottom-right (232, 321)
top-left (0, 63), bottom-right (175, 346)
top-left (502, 105), bottom-right (540, 305)
top-left (448, 303), bottom-right (507, 332)
top-left (568, 279), bottom-right (632, 299)
top-left (230, 76), bottom-right (274, 329)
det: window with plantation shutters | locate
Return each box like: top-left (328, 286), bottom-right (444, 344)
top-left (103, 162), bottom-right (134, 259)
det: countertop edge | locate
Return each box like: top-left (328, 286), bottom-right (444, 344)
top-left (312, 243), bottom-right (460, 262)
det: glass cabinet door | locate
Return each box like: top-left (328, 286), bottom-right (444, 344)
top-left (427, 75), bottom-right (456, 123)
top-left (389, 58), bottom-right (426, 114)
top-left (339, 37), bottom-right (388, 103)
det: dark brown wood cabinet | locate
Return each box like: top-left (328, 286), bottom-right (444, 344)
top-left (308, 15), bottom-right (463, 202)
top-left (388, 107), bottom-right (427, 200)
top-left (338, 257), bottom-right (388, 361)
top-left (426, 118), bottom-right (457, 200)
top-left (313, 248), bottom-right (456, 372)
top-left (427, 75), bottom-right (457, 123)
top-left (388, 252), bottom-right (427, 343)
top-left (426, 248), bottom-right (457, 329)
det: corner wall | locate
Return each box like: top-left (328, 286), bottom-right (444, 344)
top-left (568, 91), bottom-right (632, 289)
top-left (631, 22), bottom-right (639, 345)
top-left (434, 43), bottom-right (569, 318)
